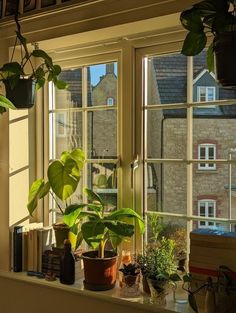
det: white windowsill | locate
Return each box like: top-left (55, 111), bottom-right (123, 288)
top-left (0, 270), bottom-right (191, 313)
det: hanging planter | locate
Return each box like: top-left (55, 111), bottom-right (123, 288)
top-left (180, 0), bottom-right (236, 88)
top-left (4, 78), bottom-right (36, 109)
top-left (0, 12), bottom-right (68, 113)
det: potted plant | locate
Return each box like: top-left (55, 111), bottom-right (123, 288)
top-left (0, 14), bottom-right (67, 109)
top-left (27, 148), bottom-right (85, 249)
top-left (66, 187), bottom-right (144, 291)
top-left (119, 262), bottom-right (140, 287)
top-left (180, 0), bottom-right (236, 87)
top-left (137, 238), bottom-right (181, 304)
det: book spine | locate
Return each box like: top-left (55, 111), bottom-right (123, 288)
top-left (13, 226), bottom-right (23, 272)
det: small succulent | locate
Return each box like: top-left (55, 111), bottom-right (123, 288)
top-left (119, 263), bottom-right (140, 276)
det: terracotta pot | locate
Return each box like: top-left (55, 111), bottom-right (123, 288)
top-left (4, 78), bottom-right (36, 108)
top-left (53, 223), bottom-right (70, 249)
top-left (214, 32), bottom-right (236, 88)
top-left (82, 250), bottom-right (117, 291)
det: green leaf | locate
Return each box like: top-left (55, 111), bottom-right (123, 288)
top-left (180, 8), bottom-right (204, 33)
top-left (27, 179), bottom-right (49, 215)
top-left (63, 204), bottom-right (85, 227)
top-left (107, 208), bottom-right (145, 234)
top-left (32, 49), bottom-right (53, 67)
top-left (81, 220), bottom-right (105, 249)
top-left (181, 31), bottom-right (207, 56)
top-left (52, 64), bottom-right (61, 75)
top-left (48, 158), bottom-right (79, 200)
top-left (2, 62), bottom-right (23, 75)
top-left (169, 273), bottom-right (182, 282)
top-left (87, 203), bottom-right (103, 213)
top-left (36, 77), bottom-right (46, 90)
top-left (109, 231), bottom-right (123, 249)
top-left (75, 230), bottom-right (83, 249)
top-left (83, 188), bottom-right (105, 207)
top-left (188, 293), bottom-right (198, 313)
top-left (183, 274), bottom-right (192, 282)
top-left (103, 220), bottom-right (134, 237)
top-left (207, 42), bottom-right (214, 73)
top-left (0, 96), bottom-right (16, 110)
top-left (55, 79), bottom-right (68, 90)
top-left (35, 67), bottom-right (45, 78)
top-left (0, 107), bottom-right (6, 114)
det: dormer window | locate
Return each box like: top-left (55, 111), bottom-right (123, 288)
top-left (107, 97), bottom-right (114, 106)
top-left (197, 86), bottom-right (216, 102)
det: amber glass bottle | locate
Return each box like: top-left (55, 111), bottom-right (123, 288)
top-left (60, 239), bottom-right (75, 285)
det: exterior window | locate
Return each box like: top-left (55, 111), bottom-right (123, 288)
top-left (197, 86), bottom-right (216, 102)
top-left (198, 144), bottom-right (216, 170)
top-left (107, 97), bottom-right (114, 106)
top-left (198, 200), bottom-right (216, 228)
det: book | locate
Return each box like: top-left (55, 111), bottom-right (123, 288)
top-left (13, 226), bottom-right (23, 272)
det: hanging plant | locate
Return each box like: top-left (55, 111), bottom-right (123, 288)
top-left (0, 12), bottom-right (68, 109)
top-left (180, 0), bottom-right (236, 88)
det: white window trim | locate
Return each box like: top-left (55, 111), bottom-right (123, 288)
top-left (198, 199), bottom-right (216, 228)
top-left (197, 86), bottom-right (216, 105)
top-left (198, 143), bottom-right (216, 170)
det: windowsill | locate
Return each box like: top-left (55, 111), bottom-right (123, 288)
top-left (0, 270), bottom-right (191, 313)
top-left (195, 170), bottom-right (218, 174)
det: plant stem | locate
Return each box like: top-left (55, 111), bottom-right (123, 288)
top-left (49, 191), bottom-right (64, 215)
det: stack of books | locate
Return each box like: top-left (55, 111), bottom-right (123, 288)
top-left (189, 229), bottom-right (236, 308)
top-left (10, 223), bottom-right (56, 273)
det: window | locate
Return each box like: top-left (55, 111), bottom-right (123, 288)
top-left (198, 144), bottom-right (216, 170)
top-left (136, 46), bottom-right (236, 252)
top-left (198, 200), bottom-right (216, 228)
top-left (197, 86), bottom-right (216, 102)
top-left (48, 60), bottom-right (119, 221)
top-left (107, 97), bottom-right (114, 106)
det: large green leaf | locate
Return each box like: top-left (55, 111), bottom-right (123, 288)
top-left (109, 231), bottom-right (123, 249)
top-left (60, 149), bottom-right (84, 178)
top-left (48, 158), bottom-right (79, 200)
top-left (0, 96), bottom-right (16, 110)
top-left (83, 188), bottom-right (104, 207)
top-left (180, 8), bottom-right (203, 33)
top-left (103, 220), bottom-right (134, 237)
top-left (107, 208), bottom-right (145, 234)
top-left (181, 31), bottom-right (207, 56)
top-left (63, 204), bottom-right (86, 227)
top-left (81, 220), bottom-right (105, 249)
top-left (27, 179), bottom-right (50, 215)
top-left (1, 62), bottom-right (23, 75)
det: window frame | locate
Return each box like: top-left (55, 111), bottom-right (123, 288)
top-left (197, 86), bottom-right (216, 102)
top-left (198, 199), bottom-right (216, 228)
top-left (198, 143), bottom-right (216, 170)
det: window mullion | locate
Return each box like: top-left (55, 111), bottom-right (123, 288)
top-left (82, 66), bottom-right (88, 203)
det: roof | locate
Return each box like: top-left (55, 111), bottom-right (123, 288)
top-left (153, 52), bottom-right (236, 118)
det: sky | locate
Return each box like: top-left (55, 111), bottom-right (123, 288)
top-left (90, 63), bottom-right (117, 86)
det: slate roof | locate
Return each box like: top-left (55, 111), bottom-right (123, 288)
top-left (153, 52), bottom-right (236, 118)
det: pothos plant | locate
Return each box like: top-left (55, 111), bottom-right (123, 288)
top-left (180, 0), bottom-right (236, 72)
top-left (64, 188), bottom-right (145, 258)
top-left (0, 14), bottom-right (67, 113)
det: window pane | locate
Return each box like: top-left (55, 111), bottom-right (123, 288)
top-left (146, 53), bottom-right (187, 105)
top-left (55, 68), bottom-right (83, 109)
top-left (87, 162), bottom-right (117, 212)
top-left (146, 163), bottom-right (187, 214)
top-left (146, 110), bottom-right (187, 159)
top-left (208, 147), bottom-right (215, 159)
top-left (199, 147), bottom-right (205, 159)
top-left (49, 112), bottom-right (82, 159)
top-left (89, 62), bottom-right (117, 107)
top-left (87, 110), bottom-right (117, 159)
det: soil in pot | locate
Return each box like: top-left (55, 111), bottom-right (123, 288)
top-left (82, 250), bottom-right (117, 291)
top-left (4, 78), bottom-right (36, 108)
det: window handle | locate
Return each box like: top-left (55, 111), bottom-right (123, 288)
top-left (131, 155), bottom-right (140, 188)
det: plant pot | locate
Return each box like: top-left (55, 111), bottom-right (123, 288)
top-left (82, 250), bottom-right (117, 291)
top-left (214, 32), bottom-right (236, 88)
top-left (53, 223), bottom-right (70, 249)
top-left (4, 78), bottom-right (36, 108)
top-left (147, 278), bottom-right (171, 305)
top-left (120, 274), bottom-right (140, 297)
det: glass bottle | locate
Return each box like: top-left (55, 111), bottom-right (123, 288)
top-left (60, 239), bottom-right (75, 285)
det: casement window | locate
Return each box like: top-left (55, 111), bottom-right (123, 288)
top-left (198, 200), bottom-right (216, 228)
top-left (198, 144), bottom-right (216, 170)
top-left (48, 58), bottom-right (119, 222)
top-left (197, 86), bottom-right (216, 102)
